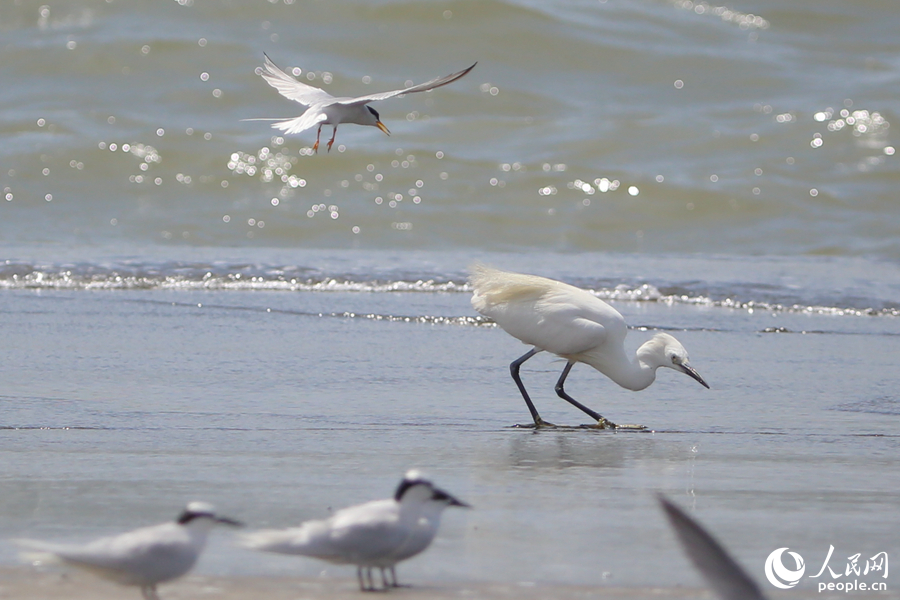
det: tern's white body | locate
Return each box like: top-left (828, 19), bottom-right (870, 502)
top-left (242, 471), bottom-right (468, 590)
top-left (251, 55), bottom-right (476, 151)
top-left (243, 497), bottom-right (437, 567)
top-left (16, 502), bottom-right (240, 600)
top-left (469, 264), bottom-right (708, 427)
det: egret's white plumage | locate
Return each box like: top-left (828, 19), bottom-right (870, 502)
top-left (241, 470), bottom-right (468, 591)
top-left (250, 55), bottom-right (476, 152)
top-left (659, 496), bottom-right (767, 600)
top-left (469, 264), bottom-right (709, 428)
top-left (15, 502), bottom-right (242, 600)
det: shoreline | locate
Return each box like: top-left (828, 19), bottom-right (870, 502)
top-left (0, 567), bottom-right (827, 600)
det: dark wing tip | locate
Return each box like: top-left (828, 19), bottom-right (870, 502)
top-left (658, 495), bottom-right (767, 600)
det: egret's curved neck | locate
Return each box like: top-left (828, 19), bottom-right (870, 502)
top-left (581, 343), bottom-right (658, 391)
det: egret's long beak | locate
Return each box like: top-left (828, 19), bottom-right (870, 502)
top-left (375, 120), bottom-right (391, 136)
top-left (680, 363), bottom-right (710, 389)
top-left (215, 516), bottom-right (244, 527)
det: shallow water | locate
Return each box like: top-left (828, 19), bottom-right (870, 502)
top-left (1, 251), bottom-right (899, 592)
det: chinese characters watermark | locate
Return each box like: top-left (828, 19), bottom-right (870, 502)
top-left (765, 546), bottom-right (888, 593)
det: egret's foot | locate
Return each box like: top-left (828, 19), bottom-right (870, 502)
top-left (615, 423), bottom-right (648, 430)
top-left (579, 417), bottom-right (618, 429)
top-left (327, 139), bottom-right (335, 152)
top-left (312, 140), bottom-right (319, 153)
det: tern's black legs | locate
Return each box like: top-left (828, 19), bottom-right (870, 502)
top-left (141, 586), bottom-right (160, 600)
top-left (357, 566), bottom-right (378, 591)
top-left (358, 565), bottom-right (401, 591)
top-left (380, 566), bottom-right (400, 588)
top-left (554, 362), bottom-right (617, 429)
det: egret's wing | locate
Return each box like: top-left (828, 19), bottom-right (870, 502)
top-left (259, 54), bottom-right (335, 107)
top-left (659, 496), bottom-right (768, 600)
top-left (469, 264), bottom-right (623, 356)
top-left (335, 62), bottom-right (476, 106)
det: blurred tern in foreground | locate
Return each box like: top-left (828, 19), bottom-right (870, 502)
top-left (659, 496), bottom-right (767, 600)
top-left (469, 264), bottom-right (709, 429)
top-left (15, 502), bottom-right (241, 600)
top-left (241, 470), bottom-right (469, 591)
top-left (250, 54), bottom-right (476, 152)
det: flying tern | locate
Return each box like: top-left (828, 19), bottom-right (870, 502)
top-left (250, 54), bottom-right (476, 152)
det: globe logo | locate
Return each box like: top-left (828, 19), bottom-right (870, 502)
top-left (765, 548), bottom-right (806, 589)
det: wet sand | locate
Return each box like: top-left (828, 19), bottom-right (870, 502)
top-left (1, 567), bottom-right (829, 600)
top-left (2, 283), bottom-right (898, 596)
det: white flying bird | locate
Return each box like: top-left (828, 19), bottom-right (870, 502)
top-left (15, 502), bottom-right (242, 600)
top-left (250, 54), bottom-right (476, 152)
top-left (469, 264), bottom-right (709, 429)
top-left (241, 470), bottom-right (469, 591)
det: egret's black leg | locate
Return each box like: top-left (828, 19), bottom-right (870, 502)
top-left (510, 348), bottom-right (553, 427)
top-left (554, 361), bottom-right (618, 429)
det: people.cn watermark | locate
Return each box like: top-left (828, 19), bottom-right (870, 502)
top-left (764, 546), bottom-right (888, 593)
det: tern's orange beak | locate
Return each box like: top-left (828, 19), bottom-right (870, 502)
top-left (375, 120), bottom-right (391, 136)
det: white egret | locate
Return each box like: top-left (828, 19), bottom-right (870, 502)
top-left (240, 470), bottom-right (469, 591)
top-left (15, 502), bottom-right (242, 600)
top-left (249, 55), bottom-right (476, 152)
top-left (469, 264), bottom-right (709, 428)
top-left (659, 496), bottom-right (767, 600)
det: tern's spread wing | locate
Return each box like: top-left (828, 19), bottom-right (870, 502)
top-left (335, 62), bottom-right (477, 106)
top-left (659, 496), bottom-right (767, 600)
top-left (259, 54), bottom-right (335, 107)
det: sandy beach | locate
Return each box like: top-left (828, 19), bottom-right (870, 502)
top-left (2, 566), bottom-right (835, 600)
top-left (3, 276), bottom-right (898, 598)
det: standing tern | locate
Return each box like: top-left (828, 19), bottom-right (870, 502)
top-left (469, 264), bottom-right (709, 429)
top-left (15, 501), bottom-right (242, 600)
top-left (251, 54), bottom-right (476, 152)
top-left (240, 470), bottom-right (469, 591)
